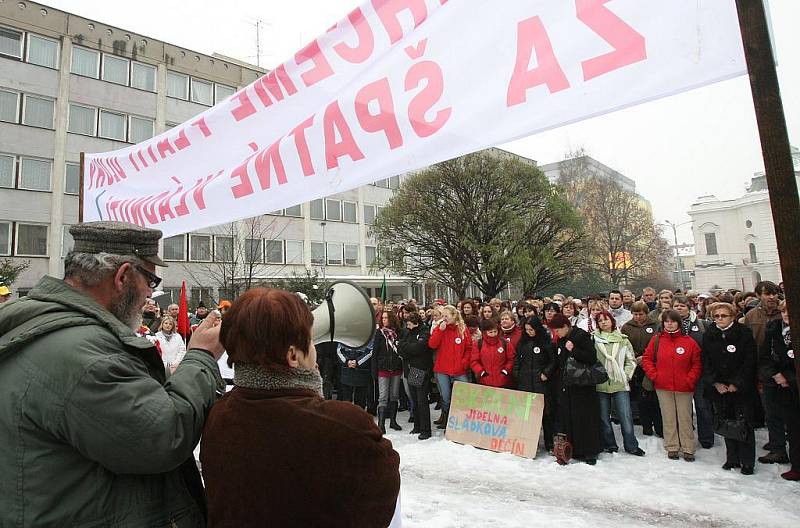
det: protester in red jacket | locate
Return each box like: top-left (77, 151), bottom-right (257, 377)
top-left (642, 309), bottom-right (702, 462)
top-left (499, 310), bottom-right (522, 350)
top-left (471, 319), bottom-right (515, 388)
top-left (429, 305), bottom-right (472, 429)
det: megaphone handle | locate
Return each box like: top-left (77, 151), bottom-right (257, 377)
top-left (326, 289), bottom-right (336, 342)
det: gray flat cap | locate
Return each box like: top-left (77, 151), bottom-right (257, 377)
top-left (69, 221), bottom-right (167, 267)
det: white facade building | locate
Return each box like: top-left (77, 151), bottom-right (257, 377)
top-left (688, 147), bottom-right (799, 292)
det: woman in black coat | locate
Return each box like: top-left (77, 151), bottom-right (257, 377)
top-left (701, 302), bottom-right (757, 474)
top-left (398, 313), bottom-right (434, 440)
top-left (337, 340), bottom-right (375, 410)
top-left (759, 301), bottom-right (800, 480)
top-left (549, 313), bottom-right (601, 464)
top-left (513, 316), bottom-right (557, 451)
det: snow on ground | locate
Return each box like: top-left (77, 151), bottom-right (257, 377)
top-left (390, 407), bottom-right (800, 528)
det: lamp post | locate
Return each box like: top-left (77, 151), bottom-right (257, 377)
top-left (661, 220), bottom-right (692, 289)
top-left (320, 221), bottom-right (327, 281)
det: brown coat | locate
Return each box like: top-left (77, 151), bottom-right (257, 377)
top-left (743, 304), bottom-right (782, 350)
top-left (201, 387), bottom-right (400, 528)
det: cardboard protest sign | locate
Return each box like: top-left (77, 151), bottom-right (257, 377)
top-left (445, 381), bottom-right (544, 459)
top-left (82, 1), bottom-right (746, 236)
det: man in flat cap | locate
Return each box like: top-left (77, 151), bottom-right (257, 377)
top-left (0, 221), bottom-right (224, 527)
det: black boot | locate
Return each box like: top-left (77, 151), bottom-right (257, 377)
top-left (389, 402), bottom-right (403, 431)
top-left (408, 411), bottom-right (415, 423)
top-left (434, 410), bottom-right (447, 426)
top-left (436, 409), bottom-right (449, 430)
top-left (377, 407), bottom-right (387, 435)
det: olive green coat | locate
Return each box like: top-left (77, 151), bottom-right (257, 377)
top-left (0, 276), bottom-right (223, 527)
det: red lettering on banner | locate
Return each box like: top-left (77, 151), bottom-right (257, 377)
top-left (157, 192), bottom-right (176, 222)
top-left (291, 116), bottom-right (316, 177)
top-left (105, 196), bottom-right (114, 221)
top-left (404, 39), bottom-right (427, 60)
top-left (157, 138), bottom-right (176, 159)
top-left (171, 177), bottom-right (190, 217)
top-left (138, 150), bottom-right (149, 169)
top-left (147, 145), bottom-right (158, 164)
top-left (231, 91), bottom-right (257, 122)
top-left (194, 172), bottom-right (222, 210)
top-left (296, 39), bottom-right (334, 88)
top-left (507, 16), bottom-right (570, 107)
top-left (128, 153), bottom-right (140, 172)
top-left (576, 0), bottom-right (646, 81)
top-left (405, 60), bottom-right (451, 137)
top-left (355, 77), bottom-right (403, 149)
top-left (372, 0), bottom-right (428, 44)
top-left (190, 117), bottom-right (212, 138)
top-left (274, 65), bottom-right (299, 96)
top-left (323, 101), bottom-right (365, 169)
top-left (129, 196), bottom-right (149, 226)
top-left (333, 8), bottom-right (374, 64)
top-left (254, 141), bottom-right (288, 190)
top-left (229, 162), bottom-right (254, 199)
top-left (143, 192), bottom-right (169, 224)
top-left (174, 129), bottom-right (191, 150)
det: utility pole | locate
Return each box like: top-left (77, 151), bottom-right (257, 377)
top-left (662, 220), bottom-right (692, 289)
top-left (320, 221), bottom-right (327, 281)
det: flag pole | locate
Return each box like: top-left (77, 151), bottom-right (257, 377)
top-left (734, 0), bottom-right (800, 400)
top-left (78, 152), bottom-right (84, 223)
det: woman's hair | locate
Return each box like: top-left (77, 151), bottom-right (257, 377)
top-left (660, 309), bottom-right (683, 326)
top-left (542, 302), bottom-right (562, 314)
top-left (709, 302), bottom-right (736, 318)
top-left (220, 288), bottom-right (314, 371)
top-left (460, 299), bottom-right (479, 315)
top-left (561, 299), bottom-right (577, 312)
top-left (588, 299), bottom-right (606, 311)
top-left (443, 305), bottom-right (466, 334)
top-left (159, 315), bottom-right (176, 332)
top-left (480, 304), bottom-right (499, 321)
top-left (522, 316), bottom-right (547, 340)
top-left (779, 300), bottom-right (787, 312)
top-left (406, 312), bottom-right (423, 326)
top-left (630, 301), bottom-right (649, 314)
top-left (464, 314), bottom-right (480, 330)
top-left (673, 295), bottom-right (690, 307)
top-left (381, 309), bottom-right (401, 330)
top-left (499, 310), bottom-right (515, 322)
top-left (548, 313), bottom-right (572, 329)
top-left (594, 310), bottom-right (617, 331)
top-left (479, 318), bottom-right (498, 332)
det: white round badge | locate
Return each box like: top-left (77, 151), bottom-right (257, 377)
top-left (789, 350), bottom-right (795, 359)
top-left (727, 345), bottom-right (737, 353)
top-left (498, 347), bottom-right (504, 353)
top-left (692, 326), bottom-right (699, 332)
top-left (676, 347), bottom-right (685, 355)
top-left (646, 328), bottom-right (654, 334)
top-left (455, 337), bottom-right (462, 345)
top-left (534, 347), bottom-right (541, 354)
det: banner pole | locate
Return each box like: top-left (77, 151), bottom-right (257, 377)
top-left (78, 152), bottom-right (85, 223)
top-left (734, 0), bottom-right (800, 400)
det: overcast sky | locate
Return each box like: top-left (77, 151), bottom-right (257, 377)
top-left (43, 0), bottom-right (799, 245)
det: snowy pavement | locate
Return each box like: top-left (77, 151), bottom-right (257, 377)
top-left (390, 408), bottom-right (800, 528)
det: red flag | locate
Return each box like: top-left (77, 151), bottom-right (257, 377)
top-left (177, 281), bottom-right (190, 341)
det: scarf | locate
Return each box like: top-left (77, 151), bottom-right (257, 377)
top-left (783, 322), bottom-right (792, 347)
top-left (595, 330), bottom-right (627, 385)
top-left (160, 331), bottom-right (176, 342)
top-left (234, 363), bottom-right (323, 396)
top-left (716, 321), bottom-right (734, 337)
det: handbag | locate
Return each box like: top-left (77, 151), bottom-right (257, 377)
top-left (641, 335), bottom-right (659, 392)
top-left (563, 356), bottom-right (609, 386)
top-left (713, 414), bottom-right (749, 442)
top-left (407, 365), bottom-right (427, 387)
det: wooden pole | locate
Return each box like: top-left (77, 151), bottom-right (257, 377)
top-left (734, 0), bottom-right (800, 400)
top-left (78, 152), bottom-right (85, 223)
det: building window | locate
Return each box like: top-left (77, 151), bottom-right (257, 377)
top-left (749, 243), bottom-right (758, 264)
top-left (190, 78), bottom-right (213, 105)
top-left (285, 240), bottom-right (304, 264)
top-left (0, 221), bottom-right (11, 255)
top-left (19, 157), bottom-right (51, 191)
top-left (102, 54), bottom-right (130, 85)
top-left (99, 109), bottom-right (126, 141)
top-left (189, 234), bottom-right (212, 261)
top-left (310, 199), bottom-right (324, 220)
top-left (343, 201), bottom-right (357, 223)
top-left (65, 163), bottom-right (80, 194)
top-left (215, 84), bottom-right (236, 103)
top-left (0, 26), bottom-right (23, 59)
top-left (246, 238), bottom-right (264, 263)
top-left (704, 232), bottom-right (718, 256)
top-left (67, 104), bottom-right (96, 136)
top-left (388, 175), bottom-right (400, 189)
top-left (363, 204), bottom-right (376, 225)
top-left (0, 154), bottom-right (14, 188)
top-left (71, 46), bottom-right (100, 78)
top-left (22, 95), bottom-right (54, 128)
top-left (0, 89), bottom-right (18, 122)
top-left (311, 241), bottom-right (325, 265)
top-left (129, 116), bottom-right (154, 143)
top-left (163, 234), bottom-right (186, 261)
top-left (166, 71), bottom-right (189, 100)
top-left (131, 61), bottom-right (156, 92)
top-left (365, 245), bottom-right (377, 266)
top-left (327, 242), bottom-right (343, 265)
top-left (344, 244), bottom-right (359, 266)
top-left (61, 225), bottom-right (74, 257)
top-left (215, 236), bottom-right (233, 262)
top-left (325, 199), bottom-right (342, 221)
top-left (265, 240), bottom-right (284, 264)
top-left (15, 223), bottom-right (48, 256)
top-left (26, 34), bottom-right (59, 69)
top-left (284, 204), bottom-right (302, 217)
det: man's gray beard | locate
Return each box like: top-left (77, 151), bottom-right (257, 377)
top-left (110, 281), bottom-right (142, 331)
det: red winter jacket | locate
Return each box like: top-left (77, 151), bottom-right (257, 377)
top-left (500, 325), bottom-right (522, 350)
top-left (429, 323), bottom-right (472, 376)
top-left (470, 334), bottom-right (515, 388)
top-left (642, 330), bottom-right (702, 393)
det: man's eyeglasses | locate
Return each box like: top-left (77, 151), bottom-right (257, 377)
top-left (134, 264), bottom-right (162, 289)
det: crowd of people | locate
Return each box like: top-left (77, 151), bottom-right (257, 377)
top-left (320, 283), bottom-right (798, 479)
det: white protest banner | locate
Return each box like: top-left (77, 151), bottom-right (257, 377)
top-left (82, 0), bottom-right (746, 236)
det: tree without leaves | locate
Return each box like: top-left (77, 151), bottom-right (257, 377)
top-left (370, 151), bottom-right (584, 298)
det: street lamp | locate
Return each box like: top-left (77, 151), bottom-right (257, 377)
top-left (320, 221), bottom-right (327, 280)
top-left (661, 220), bottom-right (693, 288)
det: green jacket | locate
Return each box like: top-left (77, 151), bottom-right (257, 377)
top-left (593, 330), bottom-right (636, 393)
top-left (0, 276), bottom-right (224, 527)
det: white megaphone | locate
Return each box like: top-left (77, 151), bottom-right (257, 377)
top-left (312, 281), bottom-right (375, 348)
